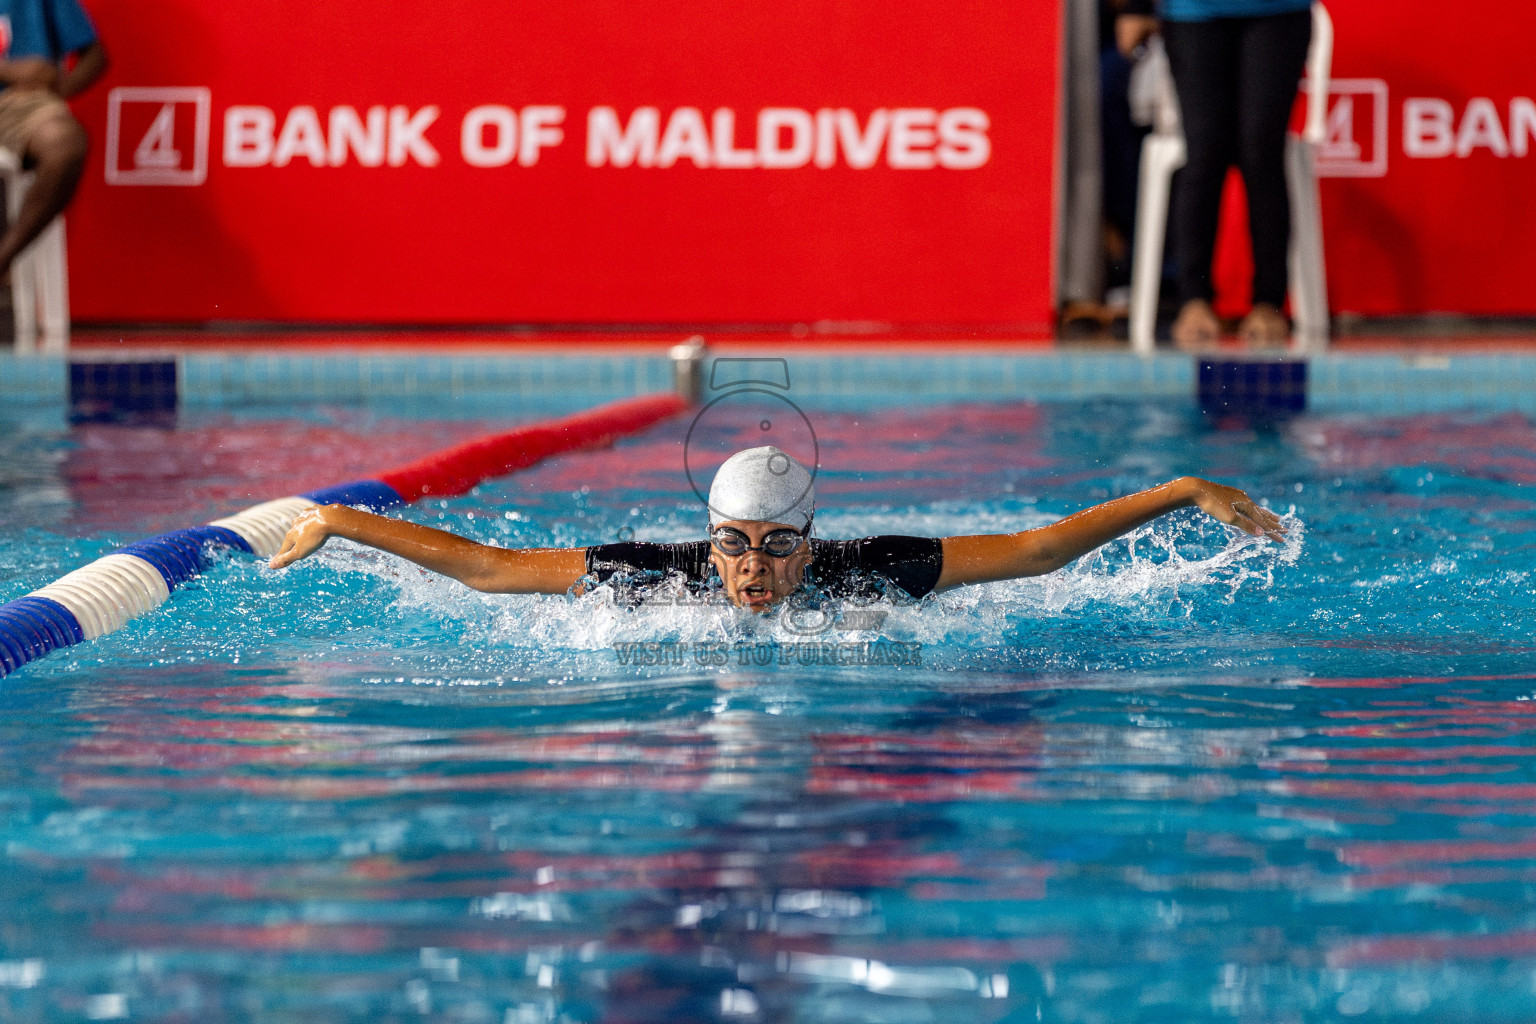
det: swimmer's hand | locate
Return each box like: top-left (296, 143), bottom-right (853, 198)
top-left (269, 507), bottom-right (332, 569)
top-left (1187, 479), bottom-right (1287, 542)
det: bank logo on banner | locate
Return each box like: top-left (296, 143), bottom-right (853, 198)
top-left (105, 87), bottom-right (212, 186)
top-left (1314, 78), bottom-right (1388, 178)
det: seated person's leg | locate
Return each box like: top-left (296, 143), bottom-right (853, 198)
top-left (0, 107), bottom-right (87, 273)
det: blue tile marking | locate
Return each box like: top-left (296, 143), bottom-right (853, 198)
top-left (69, 360), bottom-right (179, 422)
top-left (116, 525), bottom-right (254, 590)
top-left (0, 596), bottom-right (84, 675)
top-left (1198, 359), bottom-right (1307, 416)
top-left (303, 479), bottom-right (404, 511)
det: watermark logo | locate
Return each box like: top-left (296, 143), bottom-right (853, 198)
top-left (683, 357), bottom-right (818, 526)
top-left (778, 591), bottom-right (888, 636)
top-left (613, 639), bottom-right (921, 667)
top-left (607, 591), bottom-right (907, 666)
top-left (105, 87), bottom-right (212, 186)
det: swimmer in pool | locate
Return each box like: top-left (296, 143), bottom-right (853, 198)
top-left (270, 446), bottom-right (1285, 608)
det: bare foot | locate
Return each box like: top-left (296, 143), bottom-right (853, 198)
top-left (1172, 299), bottom-right (1220, 350)
top-left (1238, 302), bottom-right (1290, 348)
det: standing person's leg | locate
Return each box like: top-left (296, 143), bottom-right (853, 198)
top-left (1163, 19), bottom-right (1241, 346)
top-left (1233, 8), bottom-right (1311, 342)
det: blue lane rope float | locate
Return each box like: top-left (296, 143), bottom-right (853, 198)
top-left (0, 393), bottom-right (688, 678)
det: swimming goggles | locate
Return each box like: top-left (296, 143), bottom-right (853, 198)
top-left (710, 525), bottom-right (809, 558)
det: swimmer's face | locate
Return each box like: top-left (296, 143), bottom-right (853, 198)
top-left (708, 520), bottom-right (813, 611)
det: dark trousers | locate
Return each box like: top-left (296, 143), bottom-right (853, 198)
top-left (1163, 10), bottom-right (1311, 308)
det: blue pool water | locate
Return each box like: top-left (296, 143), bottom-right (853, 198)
top-left (4, 392), bottom-right (1536, 1022)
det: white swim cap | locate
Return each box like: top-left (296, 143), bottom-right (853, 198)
top-left (707, 446), bottom-right (815, 529)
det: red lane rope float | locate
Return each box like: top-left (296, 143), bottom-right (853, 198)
top-left (378, 392), bottom-right (688, 502)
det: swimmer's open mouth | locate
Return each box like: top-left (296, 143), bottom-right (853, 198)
top-left (740, 583), bottom-right (772, 605)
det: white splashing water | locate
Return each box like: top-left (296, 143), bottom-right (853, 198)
top-left (318, 506), bottom-right (1305, 654)
top-left (899, 511), bottom-right (1306, 647)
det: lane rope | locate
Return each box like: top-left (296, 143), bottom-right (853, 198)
top-left (0, 392), bottom-right (688, 677)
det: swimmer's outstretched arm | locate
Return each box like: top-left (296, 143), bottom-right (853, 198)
top-left (934, 476), bottom-right (1283, 591)
top-left (268, 505), bottom-right (587, 594)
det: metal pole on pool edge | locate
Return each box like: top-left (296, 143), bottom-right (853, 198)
top-left (671, 335), bottom-right (706, 403)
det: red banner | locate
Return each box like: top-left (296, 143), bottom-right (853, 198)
top-left (1310, 0), bottom-right (1529, 315)
top-left (63, 1), bottom-right (1061, 328)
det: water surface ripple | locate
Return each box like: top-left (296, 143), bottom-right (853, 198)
top-left (1, 399), bottom-right (1534, 1022)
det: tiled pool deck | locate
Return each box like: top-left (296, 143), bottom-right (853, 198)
top-left (4, 343), bottom-right (1536, 414)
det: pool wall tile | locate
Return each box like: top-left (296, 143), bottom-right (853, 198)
top-left (1309, 354), bottom-right (1536, 415)
top-left (4, 349), bottom-right (1535, 413)
top-left (174, 354), bottom-right (675, 407)
top-left (758, 353), bottom-right (1193, 402)
top-left (0, 355), bottom-right (66, 404)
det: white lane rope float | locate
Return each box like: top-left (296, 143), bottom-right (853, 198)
top-left (0, 393), bottom-right (688, 677)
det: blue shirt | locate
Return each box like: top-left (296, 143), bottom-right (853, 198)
top-left (0, 0), bottom-right (97, 61)
top-left (1161, 0), bottom-right (1311, 21)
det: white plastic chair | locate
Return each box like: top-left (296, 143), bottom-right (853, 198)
top-left (0, 149), bottom-right (69, 355)
top-left (1129, 3), bottom-right (1333, 355)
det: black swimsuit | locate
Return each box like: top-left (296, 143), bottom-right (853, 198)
top-left (584, 536), bottom-right (945, 600)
